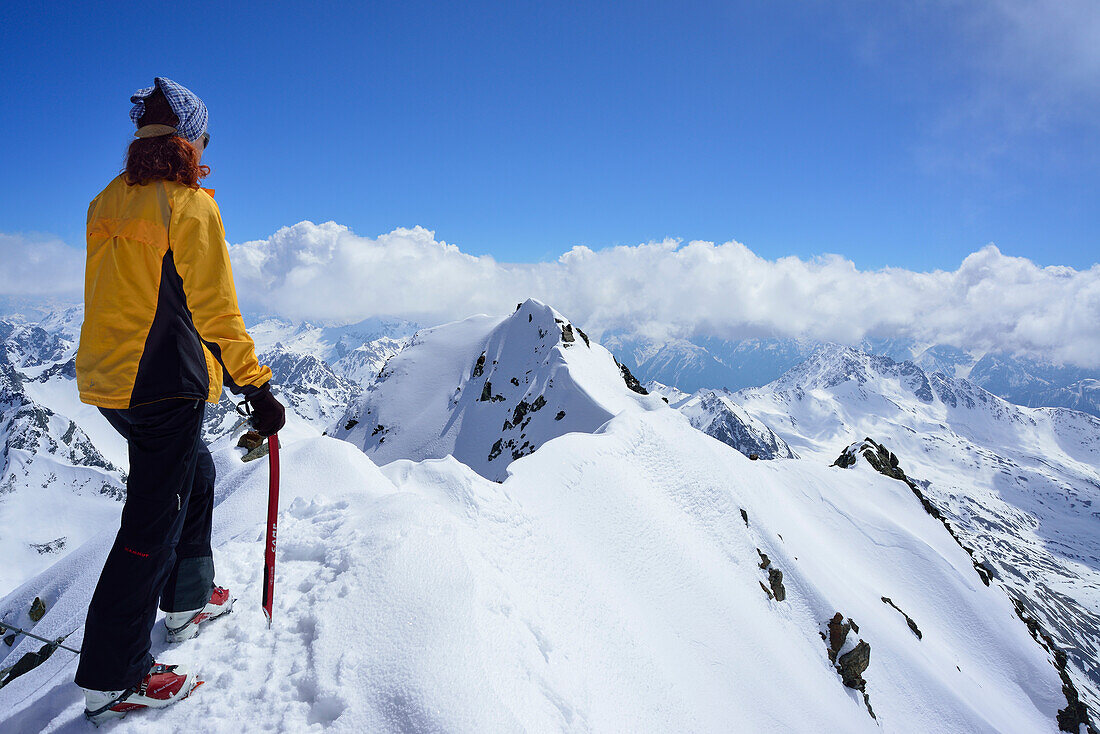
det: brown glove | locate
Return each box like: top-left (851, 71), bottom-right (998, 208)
top-left (242, 383), bottom-right (286, 437)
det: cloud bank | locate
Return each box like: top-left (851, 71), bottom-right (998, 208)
top-left (229, 221), bottom-right (1100, 367)
top-left (0, 233), bottom-right (84, 297)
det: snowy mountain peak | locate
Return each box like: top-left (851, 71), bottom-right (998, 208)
top-left (775, 343), bottom-right (933, 401)
top-left (335, 299), bottom-right (662, 480)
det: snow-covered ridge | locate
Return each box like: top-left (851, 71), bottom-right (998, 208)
top-left (0, 408), bottom-right (1075, 732)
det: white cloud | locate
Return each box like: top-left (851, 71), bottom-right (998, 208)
top-left (0, 233), bottom-right (84, 296)
top-left (229, 221), bottom-right (1100, 367)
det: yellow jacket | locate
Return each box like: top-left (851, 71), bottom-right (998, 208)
top-left (77, 176), bottom-right (271, 408)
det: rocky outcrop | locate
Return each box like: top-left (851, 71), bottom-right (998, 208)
top-left (29, 538), bottom-right (66, 555)
top-left (832, 438), bottom-right (905, 482)
top-left (833, 438), bottom-right (992, 584)
top-left (768, 568), bottom-right (786, 602)
top-left (1010, 597), bottom-right (1098, 733)
top-left (838, 641), bottom-right (870, 687)
top-left (755, 550), bottom-right (787, 602)
top-left (834, 438), bottom-right (1096, 733)
top-left (28, 598), bottom-right (45, 623)
top-left (880, 597), bottom-right (922, 639)
top-left (615, 358), bottom-right (649, 395)
top-left (237, 431), bottom-right (270, 462)
top-left (823, 612), bottom-right (874, 718)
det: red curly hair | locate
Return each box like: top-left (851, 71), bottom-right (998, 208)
top-left (123, 87), bottom-right (209, 188)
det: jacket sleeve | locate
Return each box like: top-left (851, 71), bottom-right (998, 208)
top-left (171, 191), bottom-right (272, 395)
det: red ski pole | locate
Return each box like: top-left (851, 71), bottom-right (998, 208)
top-left (262, 433), bottom-right (280, 628)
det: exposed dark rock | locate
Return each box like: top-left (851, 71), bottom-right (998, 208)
top-left (510, 377), bottom-right (519, 386)
top-left (757, 550), bottom-right (771, 569)
top-left (838, 435), bottom-right (1100, 733)
top-left (343, 418), bottom-right (358, 431)
top-left (472, 352), bottom-right (486, 378)
top-left (838, 641), bottom-right (871, 689)
top-left (511, 440), bottom-right (535, 461)
top-left (748, 453), bottom-right (760, 461)
top-left (510, 397), bottom-right (545, 426)
top-left (30, 357), bottom-right (78, 382)
top-left (242, 443), bottom-right (270, 462)
top-left (881, 597), bottom-right (922, 639)
top-left (29, 597), bottom-right (46, 622)
top-left (488, 439), bottom-right (503, 462)
top-left (832, 438), bottom-right (906, 482)
top-left (768, 567), bottom-right (786, 602)
top-left (554, 410), bottom-right (566, 421)
top-left (2, 634), bottom-right (13, 647)
top-left (30, 537), bottom-right (66, 555)
top-left (560, 323), bottom-right (576, 345)
top-left (615, 359), bottom-right (649, 395)
top-left (371, 424), bottom-right (386, 436)
top-left (759, 581), bottom-right (773, 600)
top-left (839, 641), bottom-right (875, 718)
top-left (827, 613), bottom-right (850, 663)
top-left (576, 327), bottom-right (591, 347)
top-left (1009, 598), bottom-right (1098, 733)
top-left (824, 612), bottom-right (874, 717)
top-left (740, 508), bottom-right (749, 526)
top-left (479, 381), bottom-right (505, 403)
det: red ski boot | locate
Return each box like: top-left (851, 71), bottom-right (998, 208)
top-left (82, 661), bottom-right (201, 725)
top-left (164, 585), bottom-right (234, 642)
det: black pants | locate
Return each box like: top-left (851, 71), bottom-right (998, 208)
top-left (75, 398), bottom-right (216, 691)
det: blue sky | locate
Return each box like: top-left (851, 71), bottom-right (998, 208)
top-left (2, 1), bottom-right (1097, 270)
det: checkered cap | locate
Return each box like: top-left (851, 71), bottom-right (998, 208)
top-left (129, 77), bottom-right (208, 142)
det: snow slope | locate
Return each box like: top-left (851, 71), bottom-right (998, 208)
top-left (736, 344), bottom-right (1100, 713)
top-left (0, 409), bottom-right (1069, 733)
top-left (0, 349), bottom-right (125, 593)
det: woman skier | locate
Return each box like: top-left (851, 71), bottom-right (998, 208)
top-left (74, 77), bottom-right (285, 724)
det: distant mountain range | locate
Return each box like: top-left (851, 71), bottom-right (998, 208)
top-left (602, 332), bottom-right (1100, 418)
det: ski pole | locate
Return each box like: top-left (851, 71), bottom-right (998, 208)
top-left (0, 623), bottom-right (80, 655)
top-left (261, 433), bottom-right (280, 628)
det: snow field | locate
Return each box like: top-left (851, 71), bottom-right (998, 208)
top-left (6, 406), bottom-right (1067, 732)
